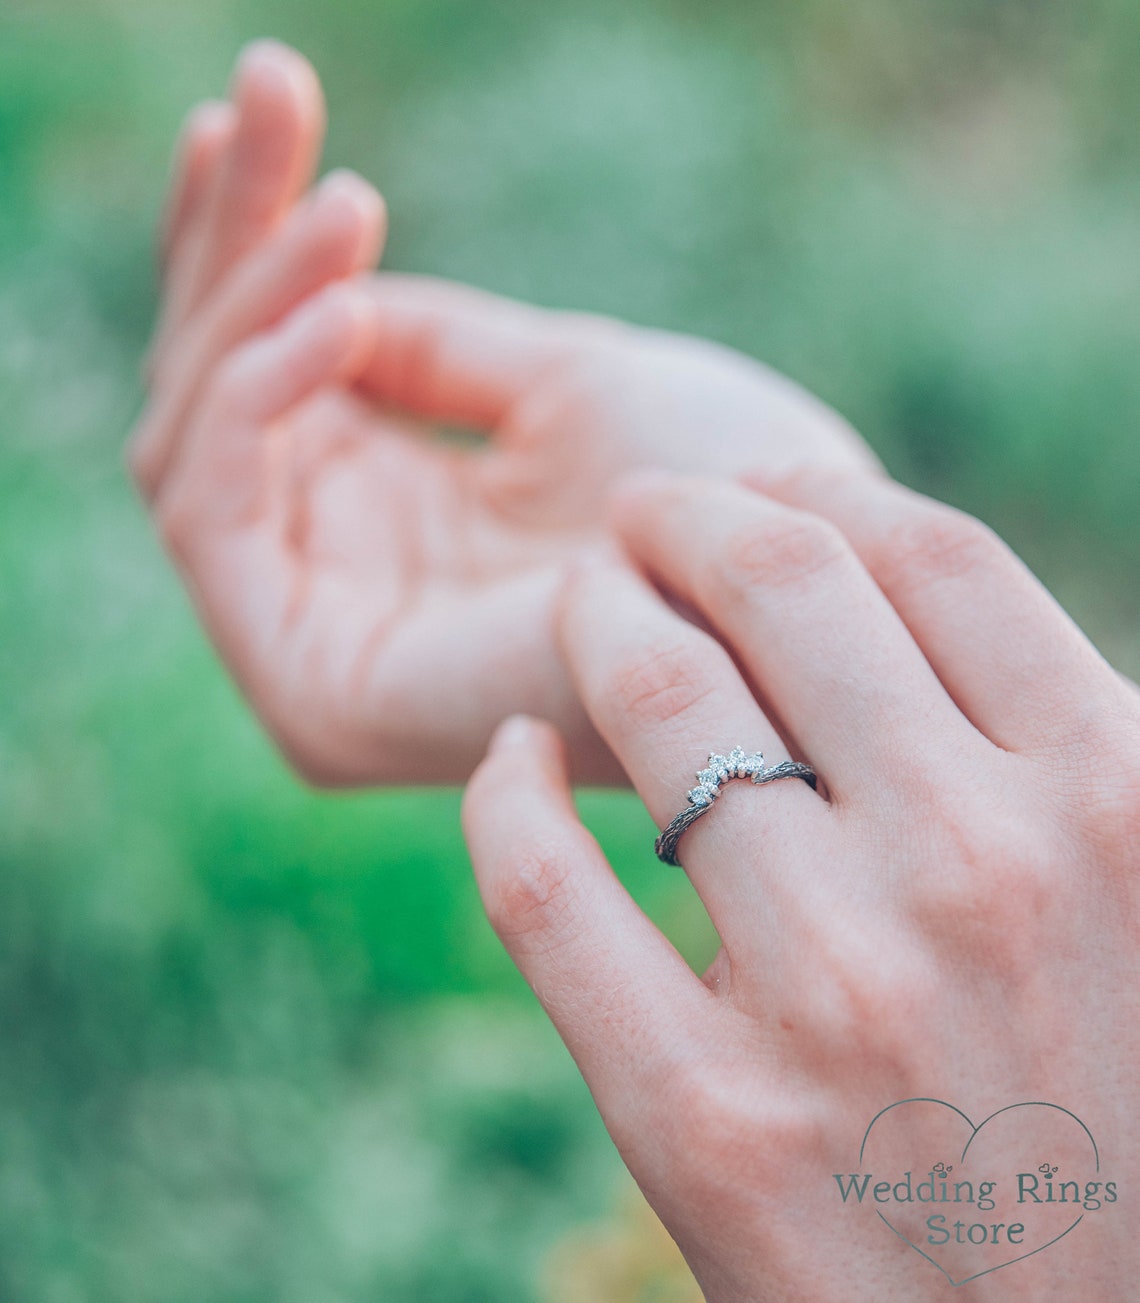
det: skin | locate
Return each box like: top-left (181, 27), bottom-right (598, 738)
top-left (129, 40), bottom-right (876, 786)
top-left (129, 38), bottom-right (1140, 1300)
top-left (462, 468), bottom-right (1140, 1300)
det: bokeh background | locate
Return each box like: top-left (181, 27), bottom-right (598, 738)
top-left (2, 1), bottom-right (1139, 1299)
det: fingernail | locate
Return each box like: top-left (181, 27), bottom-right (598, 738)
top-left (317, 167), bottom-right (364, 196)
top-left (187, 99), bottom-right (233, 138)
top-left (233, 39), bottom-right (299, 102)
top-left (313, 169), bottom-right (377, 216)
top-left (237, 38), bottom-right (290, 74)
top-left (490, 715), bottom-right (536, 755)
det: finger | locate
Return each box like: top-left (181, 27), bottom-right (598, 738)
top-left (147, 101), bottom-right (237, 384)
top-left (747, 467), bottom-right (1126, 751)
top-left (158, 99), bottom-right (235, 276)
top-left (153, 286), bottom-right (380, 773)
top-left (556, 559), bottom-right (827, 918)
top-left (150, 42), bottom-right (325, 373)
top-left (613, 472), bottom-right (982, 802)
top-left (187, 40), bottom-right (325, 311)
top-left (184, 41), bottom-right (326, 326)
top-left (356, 274), bottom-right (599, 428)
top-left (463, 715), bottom-right (718, 1130)
top-left (133, 170), bottom-right (385, 498)
top-left (156, 281), bottom-right (380, 542)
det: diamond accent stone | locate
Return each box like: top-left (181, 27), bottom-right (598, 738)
top-left (692, 749), bottom-right (769, 800)
top-left (658, 752), bottom-right (817, 865)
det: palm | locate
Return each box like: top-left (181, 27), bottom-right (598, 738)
top-left (234, 287), bottom-right (876, 784)
top-left (250, 383), bottom-right (595, 784)
top-left (137, 48), bottom-right (876, 785)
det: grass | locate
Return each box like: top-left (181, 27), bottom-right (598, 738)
top-left (1, 0), bottom-right (1138, 1298)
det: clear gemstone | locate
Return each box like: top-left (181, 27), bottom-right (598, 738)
top-left (697, 767), bottom-right (719, 788)
top-left (689, 787), bottom-right (710, 806)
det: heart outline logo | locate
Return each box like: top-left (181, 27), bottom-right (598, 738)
top-left (859, 1098), bottom-right (1099, 1287)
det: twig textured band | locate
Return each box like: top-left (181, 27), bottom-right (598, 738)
top-left (654, 747), bottom-right (817, 866)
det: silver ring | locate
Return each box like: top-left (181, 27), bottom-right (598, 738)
top-left (654, 746), bottom-right (817, 866)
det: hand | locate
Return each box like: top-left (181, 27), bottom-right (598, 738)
top-left (130, 41), bottom-right (877, 785)
top-left (462, 468), bottom-right (1140, 1299)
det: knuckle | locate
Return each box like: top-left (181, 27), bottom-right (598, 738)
top-left (485, 839), bottom-right (581, 951)
top-left (1061, 738), bottom-right (1140, 876)
top-left (908, 814), bottom-right (1062, 970)
top-left (660, 1064), bottom-right (760, 1176)
top-left (604, 638), bottom-right (719, 734)
top-left (797, 923), bottom-right (938, 1069)
top-left (713, 511), bottom-right (849, 597)
top-left (1105, 765), bottom-right (1140, 846)
top-left (655, 1059), bottom-right (820, 1201)
top-left (876, 506), bottom-right (1006, 594)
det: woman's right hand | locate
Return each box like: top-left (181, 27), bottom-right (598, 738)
top-left (463, 467), bottom-right (1140, 1300)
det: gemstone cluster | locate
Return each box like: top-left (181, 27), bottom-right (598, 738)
top-left (686, 746), bottom-right (766, 807)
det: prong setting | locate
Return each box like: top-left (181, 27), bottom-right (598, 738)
top-left (686, 747), bottom-right (765, 808)
top-left (654, 748), bottom-right (818, 867)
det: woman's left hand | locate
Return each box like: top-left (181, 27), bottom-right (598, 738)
top-left (131, 41), bottom-right (878, 788)
top-left (462, 467), bottom-right (1140, 1301)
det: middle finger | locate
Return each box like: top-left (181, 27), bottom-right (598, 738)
top-left (557, 559), bottom-right (829, 928)
top-left (613, 472), bottom-right (985, 804)
top-left (164, 42), bottom-right (326, 349)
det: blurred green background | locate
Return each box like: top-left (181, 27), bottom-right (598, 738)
top-left (2, 0), bottom-right (1139, 1299)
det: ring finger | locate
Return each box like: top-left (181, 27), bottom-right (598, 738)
top-left (557, 558), bottom-right (830, 936)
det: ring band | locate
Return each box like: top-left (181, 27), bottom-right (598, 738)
top-left (654, 746), bottom-right (817, 866)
